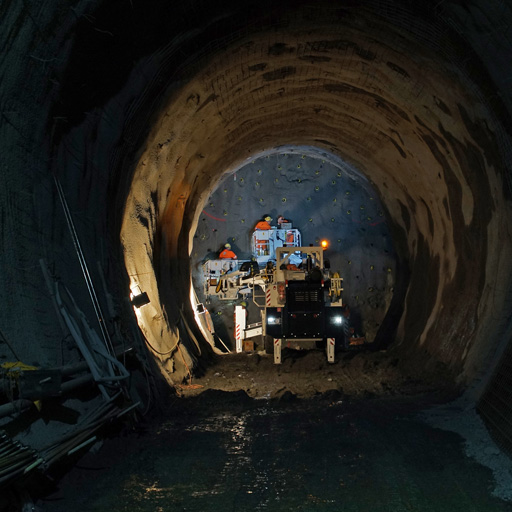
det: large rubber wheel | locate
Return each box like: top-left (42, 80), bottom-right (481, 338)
top-left (342, 316), bottom-right (351, 349)
top-left (264, 335), bottom-right (274, 354)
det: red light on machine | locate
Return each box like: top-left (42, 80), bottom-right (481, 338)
top-left (277, 281), bottom-right (286, 304)
top-left (321, 239), bottom-right (329, 249)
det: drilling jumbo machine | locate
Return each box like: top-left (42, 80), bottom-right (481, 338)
top-left (202, 228), bottom-right (350, 363)
top-left (251, 245), bottom-right (348, 364)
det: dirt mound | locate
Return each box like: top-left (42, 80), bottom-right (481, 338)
top-left (177, 348), bottom-right (453, 400)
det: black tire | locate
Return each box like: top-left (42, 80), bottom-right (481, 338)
top-left (264, 335), bottom-right (274, 354)
top-left (342, 317), bottom-right (351, 349)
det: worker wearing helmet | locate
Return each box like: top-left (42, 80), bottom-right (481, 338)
top-left (254, 216), bottom-right (272, 255)
top-left (277, 215), bottom-right (295, 247)
top-left (219, 243), bottom-right (237, 259)
top-left (255, 215), bottom-right (272, 230)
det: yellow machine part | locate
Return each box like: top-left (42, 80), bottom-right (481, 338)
top-left (1, 361), bottom-right (39, 376)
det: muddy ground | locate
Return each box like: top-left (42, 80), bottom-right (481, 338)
top-left (176, 347), bottom-right (455, 401)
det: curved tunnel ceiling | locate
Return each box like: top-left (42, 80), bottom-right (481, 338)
top-left (3, 0), bottom-right (503, 393)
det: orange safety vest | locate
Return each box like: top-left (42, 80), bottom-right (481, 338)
top-left (219, 249), bottom-right (237, 259)
top-left (255, 221), bottom-right (272, 230)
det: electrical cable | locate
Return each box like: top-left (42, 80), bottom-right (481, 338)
top-left (140, 326), bottom-right (180, 356)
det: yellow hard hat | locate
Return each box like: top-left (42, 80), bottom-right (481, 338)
top-left (225, 243), bottom-right (231, 249)
top-left (265, 216), bottom-right (272, 221)
top-left (241, 301), bottom-right (247, 307)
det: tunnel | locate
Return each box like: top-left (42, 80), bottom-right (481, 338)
top-left (2, 0), bottom-right (512, 508)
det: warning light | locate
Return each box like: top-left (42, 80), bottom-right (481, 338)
top-left (321, 239), bottom-right (329, 249)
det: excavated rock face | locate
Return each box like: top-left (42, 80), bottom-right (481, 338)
top-left (2, 0), bottom-right (511, 393)
top-left (190, 150), bottom-right (397, 347)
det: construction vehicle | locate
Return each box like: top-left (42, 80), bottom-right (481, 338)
top-left (251, 223), bottom-right (301, 264)
top-left (203, 221), bottom-right (301, 300)
top-left (235, 246), bottom-right (349, 363)
top-left (200, 217), bottom-right (354, 362)
top-left (203, 245), bottom-right (350, 363)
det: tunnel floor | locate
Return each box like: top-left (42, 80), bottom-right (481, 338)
top-left (175, 349), bottom-right (451, 400)
top-left (40, 391), bottom-right (512, 512)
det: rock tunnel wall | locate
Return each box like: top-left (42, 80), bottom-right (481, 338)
top-left (1, 0), bottom-right (512, 401)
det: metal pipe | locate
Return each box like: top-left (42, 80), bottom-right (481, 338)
top-left (0, 450), bottom-right (32, 469)
top-left (0, 457), bottom-right (34, 478)
top-left (23, 457), bottom-right (43, 474)
top-left (53, 174), bottom-right (115, 358)
top-left (0, 400), bottom-right (33, 420)
top-left (0, 464), bottom-right (29, 486)
top-left (0, 444), bottom-right (21, 457)
top-left (60, 347), bottom-right (134, 376)
top-left (67, 436), bottom-right (97, 456)
top-left (116, 402), bottom-right (141, 418)
top-left (0, 347), bottom-right (133, 406)
top-left (60, 374), bottom-right (94, 393)
top-left (0, 374), bottom-right (94, 420)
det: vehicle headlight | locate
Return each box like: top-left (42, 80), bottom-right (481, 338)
top-left (268, 316), bottom-right (276, 324)
top-left (332, 315), bottom-right (343, 325)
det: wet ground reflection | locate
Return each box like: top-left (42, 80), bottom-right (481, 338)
top-left (43, 392), bottom-right (512, 511)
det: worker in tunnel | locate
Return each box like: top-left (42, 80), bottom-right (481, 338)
top-left (255, 215), bottom-right (272, 230)
top-left (254, 215), bottom-right (272, 255)
top-left (277, 214), bottom-right (295, 247)
top-left (277, 215), bottom-right (289, 226)
top-left (219, 243), bottom-right (237, 259)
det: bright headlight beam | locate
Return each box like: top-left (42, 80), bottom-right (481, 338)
top-left (332, 315), bottom-right (343, 325)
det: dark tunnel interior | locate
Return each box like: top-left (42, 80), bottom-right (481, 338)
top-left (2, 0), bottom-right (512, 508)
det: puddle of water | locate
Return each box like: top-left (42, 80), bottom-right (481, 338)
top-left (42, 396), bottom-right (512, 512)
